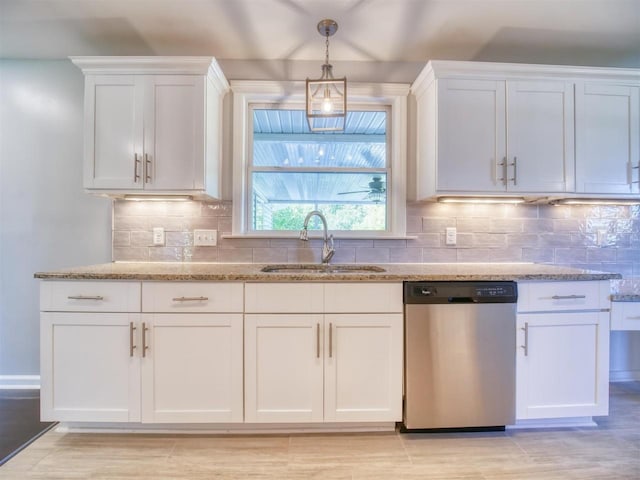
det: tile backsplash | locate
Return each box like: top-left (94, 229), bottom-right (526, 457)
top-left (113, 200), bottom-right (640, 277)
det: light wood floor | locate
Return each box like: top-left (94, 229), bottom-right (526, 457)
top-left (2, 382), bottom-right (639, 479)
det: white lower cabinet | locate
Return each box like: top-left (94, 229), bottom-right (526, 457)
top-left (516, 281), bottom-right (611, 421)
top-left (141, 313), bottom-right (243, 423)
top-left (244, 314), bottom-right (324, 423)
top-left (40, 312), bottom-right (141, 422)
top-left (244, 282), bottom-right (404, 424)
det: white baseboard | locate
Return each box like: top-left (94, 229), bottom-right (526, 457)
top-left (610, 370), bottom-right (640, 382)
top-left (0, 375), bottom-right (40, 389)
top-left (508, 417), bottom-right (596, 429)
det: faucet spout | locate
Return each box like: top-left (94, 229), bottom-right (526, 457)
top-left (299, 210), bottom-right (336, 264)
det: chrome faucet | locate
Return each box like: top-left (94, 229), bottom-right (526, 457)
top-left (299, 210), bottom-right (335, 264)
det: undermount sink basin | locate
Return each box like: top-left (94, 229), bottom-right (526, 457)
top-left (260, 264), bottom-right (386, 274)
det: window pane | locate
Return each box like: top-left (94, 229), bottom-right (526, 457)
top-left (252, 172), bottom-right (387, 231)
top-left (253, 109), bottom-right (386, 169)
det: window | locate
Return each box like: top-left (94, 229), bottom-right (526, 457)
top-left (232, 82), bottom-right (408, 237)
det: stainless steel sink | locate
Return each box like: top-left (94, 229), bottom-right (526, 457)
top-left (260, 264), bottom-right (386, 274)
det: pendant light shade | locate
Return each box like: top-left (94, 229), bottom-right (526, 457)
top-left (306, 19), bottom-right (347, 132)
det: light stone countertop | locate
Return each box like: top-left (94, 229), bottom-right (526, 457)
top-left (34, 262), bottom-right (621, 282)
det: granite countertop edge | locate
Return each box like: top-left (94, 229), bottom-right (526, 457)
top-left (34, 262), bottom-right (623, 282)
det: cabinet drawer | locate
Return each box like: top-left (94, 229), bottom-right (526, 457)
top-left (40, 280), bottom-right (141, 312)
top-left (324, 283), bottom-right (403, 313)
top-left (517, 281), bottom-right (609, 313)
top-left (611, 302), bottom-right (640, 331)
top-left (142, 282), bottom-right (243, 312)
top-left (245, 283), bottom-right (324, 313)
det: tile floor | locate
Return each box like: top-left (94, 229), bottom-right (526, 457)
top-left (1, 382), bottom-right (638, 479)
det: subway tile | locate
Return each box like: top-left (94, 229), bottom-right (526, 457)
top-left (113, 216), bottom-right (149, 231)
top-left (522, 218), bottom-right (554, 233)
top-left (421, 248), bottom-right (457, 263)
top-left (456, 248), bottom-right (523, 263)
top-left (373, 239), bottom-right (407, 248)
top-left (455, 233), bottom-right (475, 248)
top-left (507, 233), bottom-right (540, 247)
top-left (490, 218), bottom-right (523, 233)
top-left (406, 215), bottom-right (423, 233)
top-left (422, 217), bottom-right (456, 233)
top-left (185, 247), bottom-right (218, 262)
top-left (217, 248), bottom-right (253, 263)
top-left (522, 248), bottom-right (554, 263)
top-left (187, 217), bottom-right (219, 230)
top-left (149, 247), bottom-right (183, 262)
top-left (201, 202), bottom-right (233, 217)
top-left (457, 218), bottom-right (491, 233)
top-left (164, 200), bottom-right (202, 217)
top-left (554, 248), bottom-right (587, 264)
top-left (468, 233), bottom-right (507, 247)
top-left (112, 231), bottom-right (130, 247)
top-left (217, 237), bottom-right (270, 248)
top-left (287, 248), bottom-right (322, 263)
top-left (113, 247), bottom-right (149, 262)
top-left (217, 217), bottom-right (233, 234)
top-left (356, 248), bottom-right (390, 263)
top-left (389, 248), bottom-right (422, 263)
top-left (252, 248), bottom-right (288, 263)
top-left (166, 231), bottom-right (193, 247)
top-left (586, 247), bottom-right (617, 263)
top-left (146, 216), bottom-right (190, 231)
top-left (616, 249), bottom-right (640, 262)
top-left (540, 233), bottom-right (572, 247)
top-left (338, 239), bottom-right (374, 248)
top-left (510, 204), bottom-right (539, 218)
top-left (539, 205), bottom-right (572, 219)
top-left (407, 234), bottom-right (440, 247)
top-left (114, 199), bottom-right (167, 217)
top-left (331, 248), bottom-right (356, 263)
top-left (130, 231), bottom-right (153, 247)
top-left (553, 218), bottom-right (582, 232)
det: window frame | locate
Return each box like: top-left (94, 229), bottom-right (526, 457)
top-left (231, 81), bottom-right (408, 238)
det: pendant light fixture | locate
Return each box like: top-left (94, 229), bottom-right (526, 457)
top-left (306, 19), bottom-right (347, 132)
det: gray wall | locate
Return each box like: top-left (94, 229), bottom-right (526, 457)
top-left (0, 60), bottom-right (111, 378)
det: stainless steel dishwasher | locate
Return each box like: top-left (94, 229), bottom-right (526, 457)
top-left (403, 281), bottom-right (517, 431)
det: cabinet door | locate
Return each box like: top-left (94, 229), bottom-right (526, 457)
top-left (244, 314), bottom-right (324, 423)
top-left (437, 78), bottom-right (507, 192)
top-left (83, 75), bottom-right (144, 190)
top-left (141, 314), bottom-right (243, 423)
top-left (575, 83), bottom-right (640, 194)
top-left (324, 314), bottom-right (403, 422)
top-left (143, 75), bottom-right (205, 191)
top-left (40, 312), bottom-right (141, 422)
top-left (516, 311), bottom-right (610, 420)
top-left (506, 81), bottom-right (574, 193)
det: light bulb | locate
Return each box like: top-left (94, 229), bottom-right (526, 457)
top-left (322, 97), bottom-right (333, 113)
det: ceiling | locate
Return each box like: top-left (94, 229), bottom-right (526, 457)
top-left (1, 0), bottom-right (639, 82)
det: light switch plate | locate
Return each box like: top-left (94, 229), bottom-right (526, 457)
top-left (152, 227), bottom-right (165, 246)
top-left (194, 229), bottom-right (217, 246)
top-left (445, 227), bottom-right (457, 246)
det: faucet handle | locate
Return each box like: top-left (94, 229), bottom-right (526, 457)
top-left (299, 227), bottom-right (309, 241)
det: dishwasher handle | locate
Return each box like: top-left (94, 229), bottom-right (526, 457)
top-left (447, 297), bottom-right (476, 303)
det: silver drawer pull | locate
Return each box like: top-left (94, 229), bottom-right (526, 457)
top-left (521, 322), bottom-right (529, 357)
top-left (551, 295), bottom-right (586, 300)
top-left (67, 295), bottom-right (104, 301)
top-left (172, 296), bottom-right (208, 302)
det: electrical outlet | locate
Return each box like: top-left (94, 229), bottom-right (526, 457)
top-left (445, 227), bottom-right (457, 246)
top-left (152, 227), bottom-right (165, 246)
top-left (596, 229), bottom-right (607, 246)
top-left (194, 229), bottom-right (217, 246)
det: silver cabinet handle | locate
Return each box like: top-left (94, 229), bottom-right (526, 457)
top-left (497, 157), bottom-right (507, 186)
top-left (329, 322), bottom-right (333, 358)
top-left (172, 296), bottom-right (208, 302)
top-left (551, 295), bottom-right (586, 300)
top-left (134, 153), bottom-right (141, 183)
top-left (521, 322), bottom-right (529, 356)
top-left (144, 153), bottom-right (151, 183)
top-left (67, 295), bottom-right (104, 301)
top-left (316, 323), bottom-right (320, 359)
top-left (129, 322), bottom-right (137, 357)
top-left (142, 322), bottom-right (149, 358)
top-left (510, 156), bottom-right (517, 186)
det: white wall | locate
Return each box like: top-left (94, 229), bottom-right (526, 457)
top-left (0, 60), bottom-right (111, 380)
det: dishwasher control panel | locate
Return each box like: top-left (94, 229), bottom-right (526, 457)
top-left (404, 281), bottom-right (517, 304)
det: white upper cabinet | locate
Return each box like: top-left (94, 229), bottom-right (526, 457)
top-left (575, 82), bottom-right (640, 194)
top-left (72, 57), bottom-right (228, 198)
top-left (412, 60), bottom-right (639, 200)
